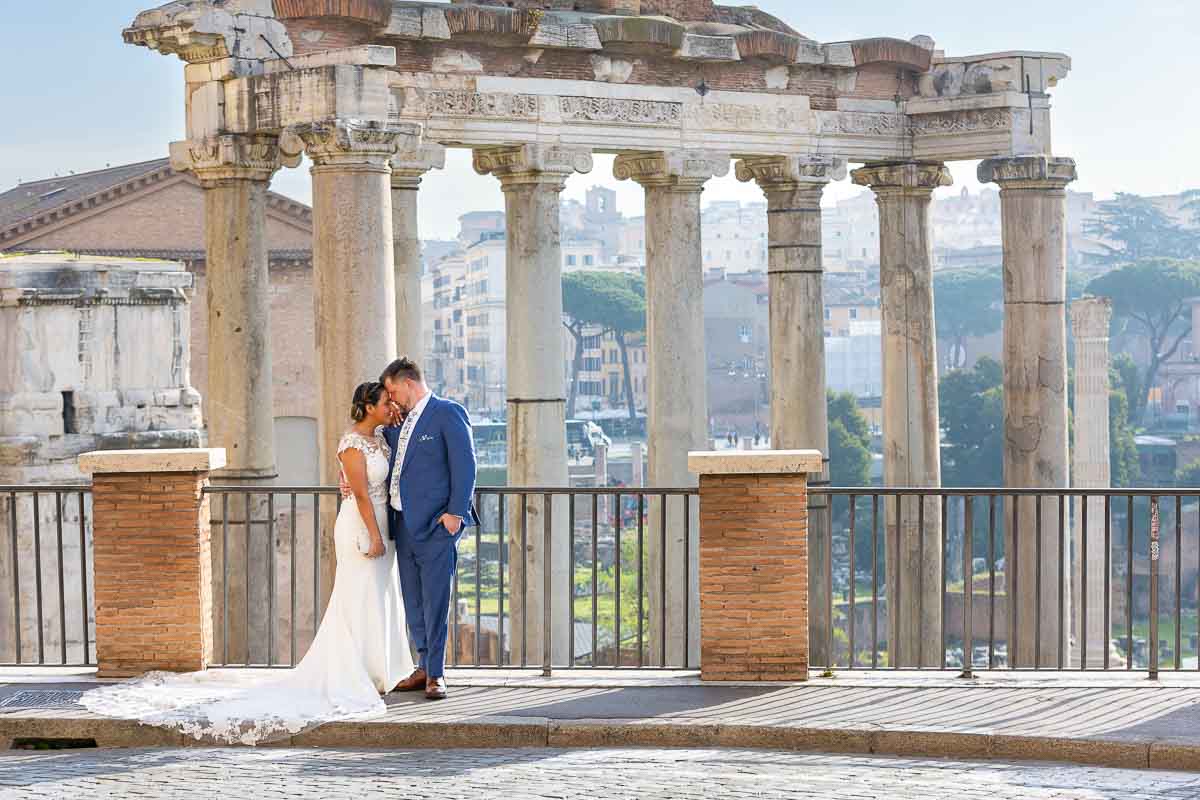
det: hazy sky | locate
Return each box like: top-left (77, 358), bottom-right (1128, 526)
top-left (1, 0), bottom-right (1196, 239)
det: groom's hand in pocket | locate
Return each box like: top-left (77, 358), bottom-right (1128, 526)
top-left (439, 513), bottom-right (463, 535)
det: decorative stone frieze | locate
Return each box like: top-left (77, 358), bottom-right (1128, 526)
top-left (294, 120), bottom-right (421, 168)
top-left (909, 109), bottom-right (1014, 136)
top-left (613, 150), bottom-right (730, 188)
top-left (169, 134), bottom-right (297, 186)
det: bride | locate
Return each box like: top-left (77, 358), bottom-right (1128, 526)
top-left (81, 382), bottom-right (413, 745)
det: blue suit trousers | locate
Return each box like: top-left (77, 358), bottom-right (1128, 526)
top-left (396, 517), bottom-right (458, 679)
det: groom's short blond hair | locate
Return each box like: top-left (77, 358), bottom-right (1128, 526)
top-left (381, 357), bottom-right (423, 385)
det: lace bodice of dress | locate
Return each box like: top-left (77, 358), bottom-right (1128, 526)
top-left (337, 427), bottom-right (392, 505)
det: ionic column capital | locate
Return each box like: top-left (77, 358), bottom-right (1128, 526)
top-left (292, 120), bottom-right (421, 171)
top-left (472, 144), bottom-right (593, 189)
top-left (978, 155), bottom-right (1077, 190)
top-left (1070, 296), bottom-right (1113, 341)
top-left (851, 161), bottom-right (952, 197)
top-left (613, 150), bottom-right (730, 191)
top-left (735, 155), bottom-right (847, 193)
top-left (169, 134), bottom-right (297, 186)
top-left (391, 143), bottom-right (447, 189)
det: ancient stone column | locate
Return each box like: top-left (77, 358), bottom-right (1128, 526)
top-left (172, 134), bottom-right (296, 664)
top-left (980, 155), bottom-right (1077, 668)
top-left (736, 154), bottom-right (846, 668)
top-left (391, 144), bottom-right (445, 360)
top-left (1070, 296), bottom-right (1113, 668)
top-left (298, 120), bottom-right (418, 606)
top-left (172, 134), bottom-right (291, 482)
top-left (474, 144), bottom-right (593, 667)
top-left (851, 162), bottom-right (951, 668)
top-left (615, 150), bottom-right (729, 667)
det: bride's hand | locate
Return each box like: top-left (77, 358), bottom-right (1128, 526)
top-left (366, 536), bottom-right (386, 559)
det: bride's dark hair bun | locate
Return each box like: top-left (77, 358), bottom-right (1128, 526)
top-left (350, 381), bottom-right (386, 422)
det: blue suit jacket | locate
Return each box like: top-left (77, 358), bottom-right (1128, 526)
top-left (383, 395), bottom-right (479, 543)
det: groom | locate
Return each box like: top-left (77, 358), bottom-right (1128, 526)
top-left (379, 357), bottom-right (478, 700)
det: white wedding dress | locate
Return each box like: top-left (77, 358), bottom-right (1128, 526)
top-left (81, 428), bottom-right (413, 745)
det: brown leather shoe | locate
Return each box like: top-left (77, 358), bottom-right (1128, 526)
top-left (425, 677), bottom-right (447, 700)
top-left (392, 669), bottom-right (427, 693)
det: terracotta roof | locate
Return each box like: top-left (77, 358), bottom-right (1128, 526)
top-left (0, 159), bottom-right (172, 230)
top-left (0, 158), bottom-right (314, 249)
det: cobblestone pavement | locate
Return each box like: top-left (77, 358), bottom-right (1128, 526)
top-left (1, 747), bottom-right (1199, 799)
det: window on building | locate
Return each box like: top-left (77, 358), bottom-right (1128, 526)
top-left (583, 255), bottom-right (594, 266)
top-left (824, 308), bottom-right (831, 320)
top-left (566, 255), bottom-right (577, 266)
top-left (738, 324), bottom-right (752, 343)
top-left (583, 357), bottom-right (602, 372)
top-left (849, 308), bottom-right (858, 320)
top-left (584, 335), bottom-right (602, 349)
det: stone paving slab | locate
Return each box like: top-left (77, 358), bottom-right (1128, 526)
top-left (4, 747), bottom-right (1200, 799)
top-left (1, 670), bottom-right (1199, 771)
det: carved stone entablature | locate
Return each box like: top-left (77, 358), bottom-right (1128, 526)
top-left (816, 111), bottom-right (907, 137)
top-left (977, 155), bottom-right (1077, 189)
top-left (918, 51), bottom-right (1071, 99)
top-left (909, 109), bottom-right (1014, 136)
top-left (592, 15), bottom-right (686, 52)
top-left (406, 90), bottom-right (543, 121)
top-left (472, 144), bottom-right (594, 186)
top-left (1069, 296), bottom-right (1113, 340)
top-left (735, 155), bottom-right (847, 190)
top-left (443, 5), bottom-right (542, 43)
top-left (122, 1), bottom-right (292, 63)
top-left (559, 96), bottom-right (683, 125)
top-left (613, 150), bottom-right (730, 189)
top-left (293, 120), bottom-right (421, 168)
top-left (851, 161), bottom-right (953, 196)
top-left (274, 0), bottom-right (392, 26)
top-left (390, 143), bottom-right (448, 185)
top-left (168, 134), bottom-right (299, 185)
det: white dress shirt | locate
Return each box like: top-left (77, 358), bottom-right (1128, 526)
top-left (389, 391), bottom-right (432, 513)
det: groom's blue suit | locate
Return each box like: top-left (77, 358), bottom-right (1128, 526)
top-left (383, 394), bottom-right (478, 680)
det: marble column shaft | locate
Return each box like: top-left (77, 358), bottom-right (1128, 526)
top-left (736, 155), bottom-right (845, 668)
top-left (1070, 296), bottom-right (1113, 668)
top-left (980, 155), bottom-right (1078, 668)
top-left (851, 161), bottom-right (950, 669)
top-left (174, 133), bottom-right (295, 664)
top-left (474, 144), bottom-right (593, 666)
top-left (615, 150), bottom-right (729, 667)
top-left (299, 120), bottom-right (418, 607)
top-left (391, 144), bottom-right (445, 360)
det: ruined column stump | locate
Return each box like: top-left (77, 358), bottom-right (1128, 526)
top-left (80, 448), bottom-right (225, 678)
top-left (689, 450), bottom-right (822, 681)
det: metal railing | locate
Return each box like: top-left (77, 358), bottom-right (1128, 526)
top-left (203, 485), bottom-right (700, 673)
top-left (0, 486), bottom-right (94, 667)
top-left (810, 488), bottom-right (1200, 677)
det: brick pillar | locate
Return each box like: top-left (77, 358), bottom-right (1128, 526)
top-left (79, 448), bottom-right (225, 678)
top-left (688, 450), bottom-right (821, 681)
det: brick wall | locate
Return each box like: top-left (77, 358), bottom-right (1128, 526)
top-left (698, 472), bottom-right (808, 680)
top-left (91, 471), bottom-right (213, 677)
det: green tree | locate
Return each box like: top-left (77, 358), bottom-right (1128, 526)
top-left (1084, 193), bottom-right (1197, 264)
top-left (1110, 352), bottom-right (1142, 427)
top-left (1177, 459), bottom-right (1200, 488)
top-left (827, 391), bottom-right (871, 486)
top-left (1109, 384), bottom-right (1140, 487)
top-left (1087, 259), bottom-right (1200, 424)
top-left (561, 271), bottom-right (646, 420)
top-left (939, 357), bottom-right (1004, 487)
top-left (933, 268), bottom-right (1003, 369)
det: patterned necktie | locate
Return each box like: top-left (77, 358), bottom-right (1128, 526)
top-left (389, 411), bottom-right (418, 511)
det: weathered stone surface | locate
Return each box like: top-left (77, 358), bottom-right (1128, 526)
top-left (391, 143), bottom-right (446, 361)
top-left (851, 161), bottom-right (951, 668)
top-left (1070, 296), bottom-right (1113, 668)
top-left (688, 450), bottom-right (823, 476)
top-left (123, 1), bottom-right (293, 63)
top-left (980, 154), bottom-right (1077, 668)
